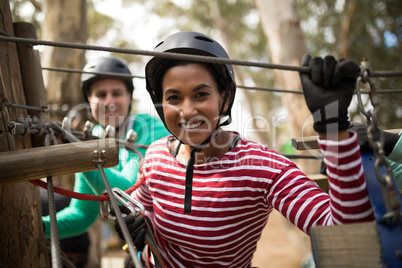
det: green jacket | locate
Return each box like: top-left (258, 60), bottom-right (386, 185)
top-left (388, 132), bottom-right (402, 193)
top-left (42, 114), bottom-right (169, 238)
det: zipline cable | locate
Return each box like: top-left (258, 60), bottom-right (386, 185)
top-left (93, 150), bottom-right (142, 268)
top-left (1, 35), bottom-right (402, 78)
top-left (47, 176), bottom-right (62, 268)
top-left (44, 128), bottom-right (63, 268)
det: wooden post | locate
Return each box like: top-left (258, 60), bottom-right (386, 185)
top-left (0, 3), bottom-right (48, 266)
top-left (0, 138), bottom-right (119, 184)
top-left (13, 22), bottom-right (50, 147)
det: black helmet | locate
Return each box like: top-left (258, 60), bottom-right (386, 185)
top-left (145, 31), bottom-right (236, 126)
top-left (81, 57), bottom-right (134, 102)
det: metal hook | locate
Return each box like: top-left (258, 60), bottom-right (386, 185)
top-left (99, 188), bottom-right (145, 223)
top-left (355, 77), bottom-right (371, 120)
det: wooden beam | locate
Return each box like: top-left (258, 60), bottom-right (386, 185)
top-left (292, 136), bottom-right (320, 150)
top-left (309, 174), bottom-right (329, 192)
top-left (0, 138), bottom-right (119, 184)
top-left (292, 129), bottom-right (402, 150)
top-left (310, 221), bottom-right (382, 268)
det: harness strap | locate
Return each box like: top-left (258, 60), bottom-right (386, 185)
top-left (142, 213), bottom-right (165, 268)
top-left (362, 153), bottom-right (402, 267)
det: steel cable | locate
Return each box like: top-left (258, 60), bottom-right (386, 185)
top-left (1, 35), bottom-right (402, 78)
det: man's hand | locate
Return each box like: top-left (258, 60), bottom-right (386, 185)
top-left (300, 54), bottom-right (360, 133)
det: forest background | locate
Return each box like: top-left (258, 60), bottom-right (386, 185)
top-left (8, 0), bottom-right (402, 267)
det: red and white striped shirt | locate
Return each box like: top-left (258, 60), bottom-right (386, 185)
top-left (132, 132), bottom-right (373, 268)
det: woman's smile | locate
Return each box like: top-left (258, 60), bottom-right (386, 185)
top-left (179, 120), bottom-right (204, 130)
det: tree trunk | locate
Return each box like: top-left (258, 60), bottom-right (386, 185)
top-left (0, 2), bottom-right (49, 267)
top-left (207, 1), bottom-right (271, 146)
top-left (42, 0), bottom-right (87, 124)
top-left (340, 0), bottom-right (359, 58)
top-left (255, 0), bottom-right (318, 174)
top-left (253, 0), bottom-right (317, 266)
top-left (41, 2), bottom-right (104, 267)
top-left (41, 0), bottom-right (88, 191)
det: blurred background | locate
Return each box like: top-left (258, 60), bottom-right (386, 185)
top-left (9, 0), bottom-right (402, 267)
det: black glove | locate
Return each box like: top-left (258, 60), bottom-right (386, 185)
top-left (349, 122), bottom-right (399, 156)
top-left (112, 205), bottom-right (152, 250)
top-left (300, 54), bottom-right (360, 133)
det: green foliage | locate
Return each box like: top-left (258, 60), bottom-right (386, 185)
top-left (132, 0), bottom-right (281, 128)
top-left (10, 0), bottom-right (42, 36)
top-left (87, 1), bottom-right (114, 41)
top-left (10, 0), bottom-right (401, 130)
top-left (295, 0), bottom-right (402, 129)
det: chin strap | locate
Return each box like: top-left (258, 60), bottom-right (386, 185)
top-left (183, 128), bottom-right (221, 213)
top-left (184, 147), bottom-right (200, 213)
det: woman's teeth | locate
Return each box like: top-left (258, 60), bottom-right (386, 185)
top-left (181, 121), bottom-right (202, 129)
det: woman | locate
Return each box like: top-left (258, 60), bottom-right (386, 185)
top-left (116, 32), bottom-right (374, 268)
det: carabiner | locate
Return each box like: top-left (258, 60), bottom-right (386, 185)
top-left (113, 187), bottom-right (145, 217)
top-left (99, 188), bottom-right (145, 223)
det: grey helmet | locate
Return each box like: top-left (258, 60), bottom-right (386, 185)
top-left (81, 57), bottom-right (134, 102)
top-left (145, 31), bottom-right (236, 127)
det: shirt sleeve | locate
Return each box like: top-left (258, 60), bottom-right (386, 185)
top-left (318, 132), bottom-right (374, 225)
top-left (131, 167), bottom-right (155, 214)
top-left (268, 132), bottom-right (374, 234)
top-left (42, 173), bottom-right (99, 238)
top-left (389, 160), bottom-right (402, 194)
top-left (387, 133), bottom-right (402, 193)
top-left (388, 133), bottom-right (402, 164)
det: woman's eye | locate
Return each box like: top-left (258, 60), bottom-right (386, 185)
top-left (166, 95), bottom-right (180, 101)
top-left (195, 91), bottom-right (210, 98)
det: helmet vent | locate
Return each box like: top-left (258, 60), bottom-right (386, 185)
top-left (195, 35), bottom-right (213, 43)
top-left (155, 41), bottom-right (164, 49)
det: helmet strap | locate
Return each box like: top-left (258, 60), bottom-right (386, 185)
top-left (182, 117), bottom-right (226, 213)
top-left (184, 147), bottom-right (199, 213)
top-left (183, 129), bottom-right (219, 213)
